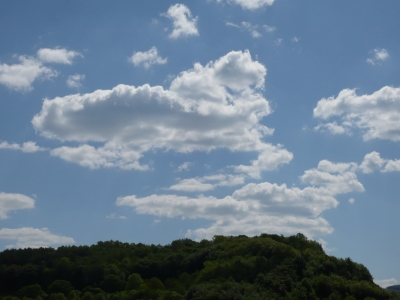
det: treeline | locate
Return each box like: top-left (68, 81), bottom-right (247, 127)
top-left (0, 233), bottom-right (398, 300)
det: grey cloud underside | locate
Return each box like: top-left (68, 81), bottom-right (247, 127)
top-left (32, 50), bottom-right (292, 175)
top-left (118, 158), bottom-right (365, 240)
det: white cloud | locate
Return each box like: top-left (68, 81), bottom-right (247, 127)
top-left (349, 198), bottom-right (355, 204)
top-left (129, 47), bottom-right (167, 69)
top-left (241, 22), bottom-right (261, 38)
top-left (383, 159), bottom-right (400, 172)
top-left (37, 48), bottom-right (82, 65)
top-left (0, 56), bottom-right (57, 92)
top-left (66, 74), bottom-right (85, 88)
top-left (367, 48), bottom-right (389, 65)
top-left (169, 174), bottom-right (245, 192)
top-left (106, 213), bottom-right (127, 219)
top-left (0, 227), bottom-right (75, 249)
top-left (217, 0), bottom-right (275, 10)
top-left (118, 158), bottom-right (364, 240)
top-left (314, 122), bottom-right (352, 135)
top-left (226, 22), bottom-right (275, 38)
top-left (0, 141), bottom-right (46, 153)
top-left (177, 162), bottom-right (192, 171)
top-left (33, 50), bottom-right (292, 176)
top-left (292, 37), bottom-right (300, 43)
top-left (374, 278), bottom-right (398, 288)
top-left (359, 151), bottom-right (386, 174)
top-left (313, 86), bottom-right (400, 141)
top-left (0, 192), bottom-right (35, 219)
top-left (164, 4), bottom-right (199, 39)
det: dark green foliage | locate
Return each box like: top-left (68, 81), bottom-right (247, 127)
top-left (0, 233), bottom-right (398, 300)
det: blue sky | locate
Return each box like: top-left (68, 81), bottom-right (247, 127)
top-left (1, 0), bottom-right (400, 288)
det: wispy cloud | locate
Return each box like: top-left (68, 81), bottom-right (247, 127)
top-left (367, 48), bottom-right (389, 65)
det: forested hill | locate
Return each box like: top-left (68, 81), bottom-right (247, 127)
top-left (0, 233), bottom-right (398, 300)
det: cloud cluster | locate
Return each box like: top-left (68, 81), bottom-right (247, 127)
top-left (164, 4), bottom-right (199, 39)
top-left (314, 86), bottom-right (400, 141)
top-left (32, 50), bottom-right (292, 176)
top-left (367, 48), bottom-right (389, 65)
top-left (0, 192), bottom-right (35, 219)
top-left (0, 227), bottom-right (75, 249)
top-left (217, 0), bottom-right (275, 10)
top-left (129, 47), bottom-right (167, 69)
top-left (117, 158), bottom-right (364, 240)
top-left (0, 48), bottom-right (82, 92)
top-left (359, 151), bottom-right (400, 173)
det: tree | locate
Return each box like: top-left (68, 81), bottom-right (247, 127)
top-left (125, 273), bottom-right (144, 291)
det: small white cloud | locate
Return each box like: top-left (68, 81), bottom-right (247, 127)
top-left (106, 213), bottom-right (127, 219)
top-left (0, 227), bottom-right (75, 249)
top-left (314, 122), bottom-right (352, 135)
top-left (367, 48), bottom-right (389, 65)
top-left (217, 0), bottom-right (275, 10)
top-left (263, 25), bottom-right (276, 32)
top-left (0, 192), bottom-right (35, 219)
top-left (177, 162), bottom-right (192, 171)
top-left (275, 38), bottom-right (282, 45)
top-left (66, 74), bottom-right (85, 88)
top-left (317, 238), bottom-right (336, 252)
top-left (374, 278), bottom-right (398, 288)
top-left (0, 56), bottom-right (57, 92)
top-left (164, 4), bottom-right (199, 39)
top-left (383, 159), bottom-right (400, 172)
top-left (349, 198), bottom-right (355, 204)
top-left (129, 47), bottom-right (167, 69)
top-left (169, 174), bottom-right (245, 192)
top-left (0, 141), bottom-right (46, 153)
top-left (241, 22), bottom-right (261, 38)
top-left (292, 37), bottom-right (300, 43)
top-left (37, 48), bottom-right (82, 65)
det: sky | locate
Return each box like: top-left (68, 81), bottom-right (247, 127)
top-left (0, 0), bottom-right (400, 288)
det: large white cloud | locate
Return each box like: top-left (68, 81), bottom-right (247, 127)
top-left (164, 4), bottom-right (199, 39)
top-left (216, 0), bottom-right (275, 10)
top-left (0, 227), bottom-right (75, 249)
top-left (0, 192), bottom-right (35, 219)
top-left (0, 56), bottom-right (57, 91)
top-left (32, 50), bottom-right (292, 176)
top-left (129, 47), bottom-right (167, 69)
top-left (37, 48), bottom-right (82, 65)
top-left (117, 158), bottom-right (364, 240)
top-left (314, 86), bottom-right (400, 141)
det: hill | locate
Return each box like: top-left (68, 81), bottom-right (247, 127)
top-left (0, 233), bottom-right (398, 300)
top-left (387, 285), bottom-right (400, 294)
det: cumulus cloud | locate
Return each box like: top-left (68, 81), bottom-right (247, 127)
top-left (129, 47), bottom-right (167, 69)
top-left (169, 174), bottom-right (245, 192)
top-left (216, 0), bottom-right (275, 10)
top-left (0, 227), bottom-right (75, 249)
top-left (313, 86), bottom-right (400, 141)
top-left (164, 4), bottom-right (199, 39)
top-left (359, 151), bottom-right (387, 174)
top-left (66, 74), bottom-right (85, 88)
top-left (367, 48), bottom-right (389, 65)
top-left (37, 48), bottom-right (82, 64)
top-left (0, 141), bottom-right (46, 153)
top-left (0, 56), bottom-right (57, 91)
top-left (32, 50), bottom-right (292, 176)
top-left (117, 158), bottom-right (364, 240)
top-left (0, 192), bottom-right (35, 219)
top-left (374, 278), bottom-right (398, 288)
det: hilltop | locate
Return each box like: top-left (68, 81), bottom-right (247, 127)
top-left (0, 233), bottom-right (398, 300)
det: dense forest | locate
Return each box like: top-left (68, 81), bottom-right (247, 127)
top-left (0, 233), bottom-right (398, 300)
